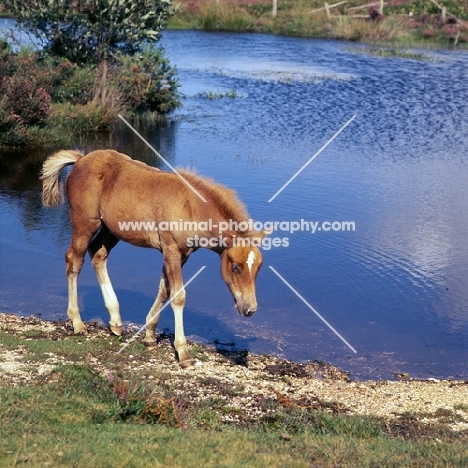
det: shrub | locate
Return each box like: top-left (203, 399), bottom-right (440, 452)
top-left (0, 39), bottom-right (12, 80)
top-left (4, 0), bottom-right (179, 65)
top-left (0, 3), bottom-right (181, 149)
top-left (55, 66), bottom-right (99, 105)
top-left (114, 46), bottom-right (180, 114)
top-left (0, 46), bottom-right (75, 97)
top-left (0, 101), bottom-right (30, 148)
top-left (34, 54), bottom-right (75, 97)
top-left (0, 40), bottom-right (178, 147)
top-left (0, 106), bottom-right (31, 147)
top-left (422, 28), bottom-right (437, 37)
top-left (0, 106), bottom-right (20, 134)
top-left (1, 75), bottom-right (51, 125)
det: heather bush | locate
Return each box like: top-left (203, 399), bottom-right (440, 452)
top-left (1, 76), bottom-right (51, 126)
top-left (0, 107), bottom-right (30, 146)
top-left (0, 106), bottom-right (19, 134)
top-left (0, 46), bottom-right (74, 95)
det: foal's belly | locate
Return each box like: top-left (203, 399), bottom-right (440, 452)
top-left (104, 218), bottom-right (162, 250)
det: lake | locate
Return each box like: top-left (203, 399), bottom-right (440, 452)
top-left (1, 29), bottom-right (467, 380)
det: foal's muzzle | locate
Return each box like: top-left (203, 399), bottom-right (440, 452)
top-left (236, 302), bottom-right (257, 317)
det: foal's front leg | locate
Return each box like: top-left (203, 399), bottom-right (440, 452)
top-left (162, 250), bottom-right (192, 368)
top-left (144, 273), bottom-right (169, 346)
top-left (172, 289), bottom-right (191, 367)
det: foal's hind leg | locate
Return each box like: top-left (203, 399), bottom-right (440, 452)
top-left (88, 226), bottom-right (122, 335)
top-left (65, 219), bottom-right (101, 334)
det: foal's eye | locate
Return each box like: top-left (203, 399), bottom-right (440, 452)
top-left (231, 263), bottom-right (241, 274)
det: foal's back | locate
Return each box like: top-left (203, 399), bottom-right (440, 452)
top-left (68, 150), bottom-right (148, 210)
top-left (66, 149), bottom-right (189, 248)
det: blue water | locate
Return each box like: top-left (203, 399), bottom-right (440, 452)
top-left (1, 30), bottom-right (467, 380)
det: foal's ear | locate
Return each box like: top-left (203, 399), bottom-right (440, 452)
top-left (223, 227), bottom-right (273, 248)
top-left (243, 227), bottom-right (273, 240)
top-left (223, 231), bottom-right (239, 248)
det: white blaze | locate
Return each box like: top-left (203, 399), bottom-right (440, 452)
top-left (246, 250), bottom-right (256, 273)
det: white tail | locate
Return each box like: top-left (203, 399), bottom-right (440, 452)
top-left (41, 150), bottom-right (83, 207)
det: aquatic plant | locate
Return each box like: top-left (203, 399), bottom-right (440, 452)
top-left (348, 46), bottom-right (435, 61)
top-left (196, 89), bottom-right (238, 99)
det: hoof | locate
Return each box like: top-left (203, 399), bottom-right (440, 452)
top-left (144, 341), bottom-right (158, 350)
top-left (73, 324), bottom-right (88, 335)
top-left (179, 359), bottom-right (194, 369)
top-left (110, 325), bottom-right (124, 336)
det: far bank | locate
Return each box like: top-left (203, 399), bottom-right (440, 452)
top-left (168, 0), bottom-right (468, 49)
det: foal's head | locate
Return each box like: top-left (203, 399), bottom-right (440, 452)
top-left (220, 230), bottom-right (271, 317)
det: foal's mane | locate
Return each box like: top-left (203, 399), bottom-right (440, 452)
top-left (177, 169), bottom-right (249, 223)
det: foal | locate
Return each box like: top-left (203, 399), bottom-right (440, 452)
top-left (41, 149), bottom-right (270, 367)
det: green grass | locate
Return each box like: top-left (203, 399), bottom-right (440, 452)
top-left (2, 375), bottom-right (468, 467)
top-left (1, 323), bottom-right (468, 468)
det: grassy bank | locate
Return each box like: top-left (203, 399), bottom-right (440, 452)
top-left (168, 0), bottom-right (468, 48)
top-left (1, 313), bottom-right (468, 467)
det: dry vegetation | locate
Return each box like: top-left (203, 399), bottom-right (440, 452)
top-left (169, 0), bottom-right (468, 47)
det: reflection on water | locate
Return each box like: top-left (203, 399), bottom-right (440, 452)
top-left (1, 31), bottom-right (467, 380)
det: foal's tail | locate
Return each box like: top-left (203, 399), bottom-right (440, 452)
top-left (41, 150), bottom-right (83, 207)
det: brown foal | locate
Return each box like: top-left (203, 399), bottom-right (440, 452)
top-left (41, 149), bottom-right (270, 367)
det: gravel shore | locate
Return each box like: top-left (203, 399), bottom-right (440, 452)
top-left (1, 312), bottom-right (467, 432)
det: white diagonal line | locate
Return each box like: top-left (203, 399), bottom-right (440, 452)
top-left (268, 266), bottom-right (357, 353)
top-left (268, 115), bottom-right (356, 202)
top-left (117, 266), bottom-right (206, 354)
top-left (118, 114), bottom-right (207, 202)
